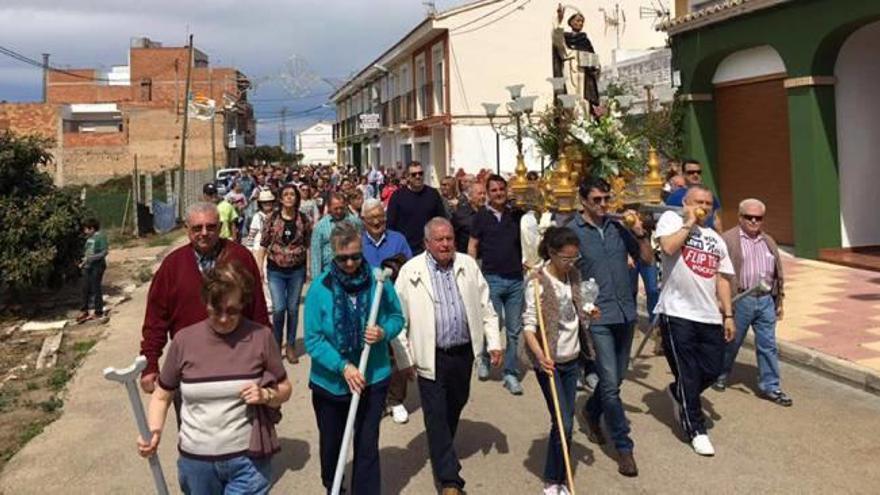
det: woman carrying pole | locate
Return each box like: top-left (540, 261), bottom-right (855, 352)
top-left (520, 226), bottom-right (599, 495)
top-left (304, 220), bottom-right (404, 495)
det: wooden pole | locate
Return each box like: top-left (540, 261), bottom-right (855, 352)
top-left (178, 34), bottom-right (195, 219)
top-left (533, 279), bottom-right (576, 494)
top-left (209, 66), bottom-right (217, 178)
top-left (132, 154), bottom-right (140, 238)
top-left (120, 188), bottom-right (132, 236)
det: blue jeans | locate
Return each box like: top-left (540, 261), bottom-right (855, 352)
top-left (584, 322), bottom-right (635, 452)
top-left (482, 274), bottom-right (524, 377)
top-left (535, 359), bottom-right (579, 484)
top-left (177, 455), bottom-right (271, 495)
top-left (721, 295), bottom-right (781, 393)
top-left (629, 259), bottom-right (659, 321)
top-left (267, 266), bottom-right (306, 348)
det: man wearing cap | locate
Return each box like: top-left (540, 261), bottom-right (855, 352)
top-left (203, 182), bottom-right (239, 241)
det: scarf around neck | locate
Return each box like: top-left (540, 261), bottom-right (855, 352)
top-left (329, 262), bottom-right (373, 355)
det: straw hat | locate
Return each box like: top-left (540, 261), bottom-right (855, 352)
top-left (257, 190), bottom-right (276, 203)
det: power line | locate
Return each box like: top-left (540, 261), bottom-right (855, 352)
top-left (450, 0), bottom-right (533, 36)
top-left (0, 44), bottom-right (112, 82)
top-left (449, 0), bottom-right (526, 32)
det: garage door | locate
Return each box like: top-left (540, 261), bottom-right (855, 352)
top-left (715, 76), bottom-right (794, 245)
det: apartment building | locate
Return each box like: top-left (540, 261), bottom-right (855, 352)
top-left (0, 36), bottom-right (254, 185)
top-left (295, 121), bottom-right (336, 165)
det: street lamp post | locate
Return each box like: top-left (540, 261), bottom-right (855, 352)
top-left (482, 86), bottom-right (537, 176)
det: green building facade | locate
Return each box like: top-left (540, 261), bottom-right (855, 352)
top-left (664, 0), bottom-right (880, 258)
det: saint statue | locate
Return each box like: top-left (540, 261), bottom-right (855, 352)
top-left (552, 4), bottom-right (601, 117)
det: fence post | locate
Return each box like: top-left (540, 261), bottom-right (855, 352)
top-left (145, 173), bottom-right (153, 214)
top-left (174, 169), bottom-right (182, 220)
top-left (132, 155), bottom-right (140, 237)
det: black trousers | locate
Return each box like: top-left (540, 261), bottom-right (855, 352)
top-left (660, 315), bottom-right (725, 438)
top-left (417, 343), bottom-right (474, 490)
top-left (311, 379), bottom-right (389, 495)
top-left (81, 260), bottom-right (106, 315)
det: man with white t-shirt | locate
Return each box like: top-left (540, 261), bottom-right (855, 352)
top-left (654, 185), bottom-right (735, 457)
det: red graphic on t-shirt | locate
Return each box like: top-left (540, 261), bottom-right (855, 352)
top-left (682, 246), bottom-right (719, 279)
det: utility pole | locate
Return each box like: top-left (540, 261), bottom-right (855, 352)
top-left (42, 53), bottom-right (49, 103)
top-left (209, 66), bottom-right (216, 177)
top-left (178, 34), bottom-right (194, 219)
top-left (279, 107), bottom-right (287, 151)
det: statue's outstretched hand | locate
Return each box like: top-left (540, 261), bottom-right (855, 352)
top-left (557, 3), bottom-right (565, 23)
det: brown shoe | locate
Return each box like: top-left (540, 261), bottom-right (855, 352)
top-left (441, 487), bottom-right (463, 495)
top-left (285, 344), bottom-right (299, 364)
top-left (617, 451), bottom-right (638, 477)
top-left (582, 411), bottom-right (606, 445)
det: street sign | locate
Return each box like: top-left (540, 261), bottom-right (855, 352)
top-left (359, 113), bottom-right (381, 131)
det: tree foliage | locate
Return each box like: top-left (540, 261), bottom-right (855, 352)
top-left (242, 145), bottom-right (299, 165)
top-left (0, 132), bottom-right (84, 296)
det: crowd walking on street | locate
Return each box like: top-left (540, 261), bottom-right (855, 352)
top-left (132, 159), bottom-right (793, 494)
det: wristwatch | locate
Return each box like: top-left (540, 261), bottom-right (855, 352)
top-left (723, 314), bottom-right (733, 320)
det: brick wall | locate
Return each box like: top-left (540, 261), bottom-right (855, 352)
top-left (64, 131), bottom-right (127, 148)
top-left (0, 103), bottom-right (60, 141)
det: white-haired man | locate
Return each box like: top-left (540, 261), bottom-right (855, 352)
top-left (717, 199), bottom-right (791, 406)
top-left (393, 217), bottom-right (501, 495)
top-left (361, 197), bottom-right (414, 424)
top-left (654, 185), bottom-right (735, 456)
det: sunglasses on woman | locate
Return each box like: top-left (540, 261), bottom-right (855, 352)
top-left (334, 253), bottom-right (363, 264)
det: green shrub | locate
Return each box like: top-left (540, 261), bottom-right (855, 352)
top-left (0, 132), bottom-right (84, 296)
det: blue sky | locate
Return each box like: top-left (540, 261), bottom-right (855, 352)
top-left (0, 0), bottom-right (471, 144)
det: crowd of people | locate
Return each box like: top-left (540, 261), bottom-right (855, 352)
top-left (134, 158), bottom-right (791, 495)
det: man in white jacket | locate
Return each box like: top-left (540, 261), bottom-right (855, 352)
top-left (393, 217), bottom-right (502, 495)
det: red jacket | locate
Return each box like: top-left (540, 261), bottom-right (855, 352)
top-left (139, 240), bottom-right (270, 376)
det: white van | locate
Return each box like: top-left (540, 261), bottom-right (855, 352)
top-left (215, 168), bottom-right (241, 196)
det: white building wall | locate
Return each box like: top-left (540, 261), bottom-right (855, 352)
top-left (835, 20), bottom-right (880, 248)
top-left (296, 122), bottom-right (337, 165)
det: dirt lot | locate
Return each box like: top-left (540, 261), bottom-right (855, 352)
top-left (0, 229), bottom-right (184, 469)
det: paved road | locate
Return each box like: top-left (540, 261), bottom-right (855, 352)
top-left (2, 282), bottom-right (878, 494)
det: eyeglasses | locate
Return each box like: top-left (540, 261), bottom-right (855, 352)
top-left (685, 169), bottom-right (703, 176)
top-left (589, 195), bottom-right (611, 205)
top-left (553, 252), bottom-right (582, 264)
top-left (410, 171), bottom-right (424, 178)
top-left (188, 223), bottom-right (219, 234)
top-left (741, 214), bottom-right (764, 222)
top-left (334, 253), bottom-right (363, 264)
top-left (208, 305), bottom-right (243, 318)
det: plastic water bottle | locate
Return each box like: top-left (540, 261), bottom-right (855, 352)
top-left (580, 278), bottom-right (599, 313)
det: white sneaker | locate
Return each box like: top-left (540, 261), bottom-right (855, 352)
top-left (542, 484), bottom-right (560, 495)
top-left (691, 434), bottom-right (715, 456)
top-left (391, 404), bottom-right (409, 424)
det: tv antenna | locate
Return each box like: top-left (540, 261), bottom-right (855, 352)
top-left (599, 3), bottom-right (626, 50)
top-left (423, 1), bottom-right (437, 16)
top-left (639, 0), bottom-right (671, 28)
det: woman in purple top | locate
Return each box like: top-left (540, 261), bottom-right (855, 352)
top-left (137, 262), bottom-right (292, 494)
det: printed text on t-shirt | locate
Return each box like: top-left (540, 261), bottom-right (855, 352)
top-left (682, 234), bottom-right (722, 279)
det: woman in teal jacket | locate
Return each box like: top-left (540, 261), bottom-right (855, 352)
top-left (304, 220), bottom-right (404, 495)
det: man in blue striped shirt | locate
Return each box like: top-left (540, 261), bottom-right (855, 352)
top-left (310, 193), bottom-right (362, 277)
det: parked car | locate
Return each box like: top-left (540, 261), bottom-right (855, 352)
top-left (215, 167), bottom-right (241, 196)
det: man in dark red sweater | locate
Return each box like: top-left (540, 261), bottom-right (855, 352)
top-left (139, 202), bottom-right (270, 393)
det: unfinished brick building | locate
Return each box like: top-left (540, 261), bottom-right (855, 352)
top-left (0, 36), bottom-right (254, 185)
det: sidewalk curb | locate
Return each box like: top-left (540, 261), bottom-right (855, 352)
top-left (741, 333), bottom-right (880, 396)
top-left (636, 308), bottom-right (880, 397)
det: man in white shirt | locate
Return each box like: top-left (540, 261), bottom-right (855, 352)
top-left (654, 185), bottom-right (735, 457)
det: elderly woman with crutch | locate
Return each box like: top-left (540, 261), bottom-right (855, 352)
top-left (136, 261), bottom-right (292, 494)
top-left (304, 220), bottom-right (404, 495)
top-left (520, 226), bottom-right (598, 495)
